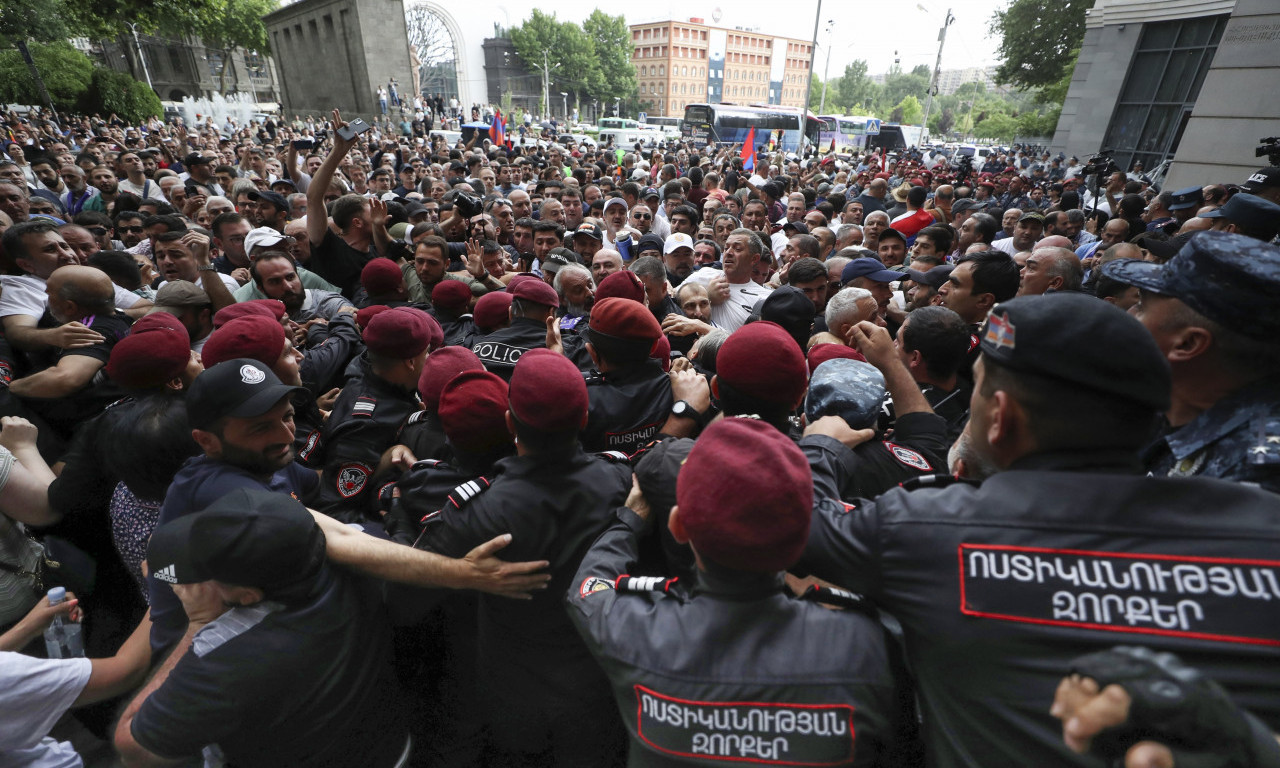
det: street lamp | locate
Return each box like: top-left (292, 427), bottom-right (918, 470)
top-left (124, 22), bottom-right (154, 93)
top-left (560, 91), bottom-right (568, 120)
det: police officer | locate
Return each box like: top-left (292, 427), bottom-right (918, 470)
top-left (429, 279), bottom-right (478, 347)
top-left (303, 307), bottom-right (440, 521)
top-left (580, 297), bottom-right (674, 454)
top-left (395, 346), bottom-right (484, 465)
top-left (568, 417), bottom-right (914, 767)
top-left (800, 293), bottom-right (1280, 766)
top-left (416, 349), bottom-right (632, 767)
top-left (470, 277), bottom-right (558, 381)
top-left (1106, 232), bottom-right (1280, 493)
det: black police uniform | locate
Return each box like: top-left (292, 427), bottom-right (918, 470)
top-left (470, 316), bottom-right (548, 381)
top-left (649, 295), bottom-right (696, 356)
top-left (394, 409), bottom-right (452, 467)
top-left (300, 357), bottom-right (421, 521)
top-left (560, 324), bottom-right (596, 371)
top-left (878, 382), bottom-right (971, 446)
top-left (567, 506), bottom-right (916, 767)
top-left (800, 450), bottom-right (1280, 768)
top-left (300, 312), bottom-right (363, 397)
top-left (802, 410), bottom-right (951, 501)
top-left (417, 448), bottom-right (632, 766)
top-left (431, 312), bottom-right (477, 348)
top-left (582, 359), bottom-right (673, 455)
top-left (1143, 379), bottom-right (1280, 494)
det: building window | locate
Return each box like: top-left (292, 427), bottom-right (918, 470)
top-left (1102, 14), bottom-right (1229, 172)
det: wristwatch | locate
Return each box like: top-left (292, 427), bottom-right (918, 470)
top-left (671, 400), bottom-right (706, 428)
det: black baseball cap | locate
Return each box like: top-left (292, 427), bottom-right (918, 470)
top-left (1241, 166), bottom-right (1280, 193)
top-left (1198, 192), bottom-right (1280, 239)
top-left (979, 293), bottom-right (1170, 410)
top-left (186, 359), bottom-right (305, 431)
top-left (183, 152), bottom-right (213, 166)
top-left (906, 264), bottom-right (954, 289)
top-left (147, 488), bottom-right (324, 592)
top-left (248, 189), bottom-right (289, 211)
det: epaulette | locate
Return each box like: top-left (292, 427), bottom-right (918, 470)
top-left (411, 458), bottom-right (445, 470)
top-left (596, 450), bottom-right (631, 464)
top-left (898, 473), bottom-right (981, 491)
top-left (446, 477), bottom-right (490, 509)
top-left (404, 409), bottom-right (430, 426)
top-left (578, 573), bottom-right (682, 600)
top-left (352, 396), bottom-right (377, 418)
top-left (798, 584), bottom-right (875, 614)
top-left (103, 395), bottom-right (136, 411)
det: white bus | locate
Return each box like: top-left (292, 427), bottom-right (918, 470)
top-left (642, 115), bottom-right (682, 138)
top-left (817, 115), bottom-right (880, 155)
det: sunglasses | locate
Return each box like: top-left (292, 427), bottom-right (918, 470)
top-left (632, 213), bottom-right (652, 220)
top-left (86, 227), bottom-right (108, 236)
top-left (118, 225), bottom-right (145, 233)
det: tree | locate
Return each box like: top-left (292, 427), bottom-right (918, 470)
top-left (582, 11), bottom-right (635, 106)
top-left (929, 107), bottom-right (955, 136)
top-left (510, 10), bottom-right (599, 115)
top-left (881, 70), bottom-right (929, 108)
top-left (990, 0), bottom-right (1089, 91)
top-left (974, 112), bottom-right (1019, 141)
top-left (910, 64), bottom-right (931, 79)
top-left (0, 41), bottom-right (92, 109)
top-left (954, 81), bottom-right (987, 99)
top-left (82, 68), bottom-right (161, 122)
top-left (836, 60), bottom-right (877, 113)
top-left (895, 95), bottom-right (923, 126)
top-left (194, 0), bottom-right (275, 95)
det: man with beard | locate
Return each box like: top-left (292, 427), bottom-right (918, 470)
top-left (555, 263), bottom-right (596, 333)
top-left (146, 358), bottom-right (316, 653)
top-left (992, 211), bottom-right (1045, 257)
top-left (249, 251), bottom-right (354, 324)
top-left (248, 189), bottom-right (289, 233)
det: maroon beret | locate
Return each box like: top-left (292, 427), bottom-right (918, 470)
top-left (417, 346), bottom-right (484, 410)
top-left (107, 324), bottom-right (192, 389)
top-left (212, 299), bottom-right (287, 329)
top-left (364, 306), bottom-right (442, 358)
top-left (431, 280), bottom-right (473, 313)
top-left (505, 274), bottom-right (540, 293)
top-left (472, 291), bottom-right (513, 332)
top-left (509, 348), bottom-right (587, 432)
top-left (807, 342), bottom-right (867, 374)
top-left (360, 258), bottom-right (404, 297)
top-left (676, 417), bottom-right (813, 572)
top-left (202, 316), bottom-right (287, 369)
top-left (355, 304), bottom-right (390, 330)
top-left (717, 321), bottom-right (808, 407)
top-left (510, 277), bottom-right (560, 308)
top-left (651, 333), bottom-right (671, 372)
top-left (132, 312), bottom-right (190, 339)
top-left (589, 297), bottom-right (662, 343)
top-left (594, 270), bottom-right (645, 303)
top-left (438, 370), bottom-right (511, 454)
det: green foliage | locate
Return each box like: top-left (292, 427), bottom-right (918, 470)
top-left (896, 95), bottom-right (923, 126)
top-left (0, 40), bottom-right (92, 108)
top-left (194, 0), bottom-right (275, 93)
top-left (835, 60), bottom-right (877, 113)
top-left (81, 67), bottom-right (161, 122)
top-left (989, 0), bottom-right (1089, 91)
top-left (974, 112), bottom-right (1019, 141)
top-left (881, 70), bottom-right (929, 108)
top-left (0, 0), bottom-right (68, 43)
top-left (582, 11), bottom-right (635, 103)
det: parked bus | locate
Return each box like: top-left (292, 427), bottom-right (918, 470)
top-left (817, 115), bottom-right (880, 155)
top-left (642, 115), bottom-right (682, 138)
top-left (597, 117), bottom-right (652, 147)
top-left (681, 103), bottom-right (821, 153)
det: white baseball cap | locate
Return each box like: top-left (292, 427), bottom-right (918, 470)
top-left (243, 226), bottom-right (287, 255)
top-left (664, 233), bottom-right (694, 255)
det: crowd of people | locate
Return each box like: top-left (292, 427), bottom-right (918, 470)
top-left (0, 101), bottom-right (1278, 768)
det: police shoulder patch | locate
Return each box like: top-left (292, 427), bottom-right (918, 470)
top-left (298, 430), bottom-right (321, 462)
top-left (352, 396), bottom-right (377, 418)
top-left (446, 477), bottom-right (491, 509)
top-left (884, 442), bottom-right (932, 472)
top-left (337, 462), bottom-right (372, 498)
top-left (597, 450), bottom-right (632, 464)
top-left (579, 575), bottom-right (615, 598)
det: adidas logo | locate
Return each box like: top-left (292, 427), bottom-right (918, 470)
top-left (154, 564), bottom-right (178, 584)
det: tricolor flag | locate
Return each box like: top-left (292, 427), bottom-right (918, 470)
top-left (490, 108), bottom-right (506, 145)
top-left (741, 126), bottom-right (756, 172)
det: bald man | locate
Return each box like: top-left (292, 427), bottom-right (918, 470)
top-left (1017, 247), bottom-right (1083, 296)
top-left (6, 265), bottom-right (133, 438)
top-left (1034, 235), bottom-right (1074, 251)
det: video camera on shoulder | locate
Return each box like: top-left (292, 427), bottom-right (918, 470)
top-left (1080, 153), bottom-right (1119, 177)
top-left (454, 192), bottom-right (483, 219)
top-left (1255, 136), bottom-right (1280, 165)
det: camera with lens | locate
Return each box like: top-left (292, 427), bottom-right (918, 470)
top-left (1255, 137), bottom-right (1280, 165)
top-left (954, 153), bottom-right (974, 184)
top-left (454, 192), bottom-right (483, 219)
top-left (1080, 153), bottom-right (1119, 177)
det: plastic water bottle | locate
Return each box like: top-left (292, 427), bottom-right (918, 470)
top-left (43, 587), bottom-right (84, 659)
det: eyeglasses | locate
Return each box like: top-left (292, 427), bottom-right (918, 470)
top-left (632, 213), bottom-right (652, 220)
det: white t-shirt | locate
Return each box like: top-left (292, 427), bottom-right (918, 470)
top-left (991, 237), bottom-right (1019, 257)
top-left (117, 178), bottom-right (167, 202)
top-left (682, 268), bottom-right (772, 332)
top-left (0, 652), bottom-right (92, 767)
top-left (0, 275), bottom-right (141, 319)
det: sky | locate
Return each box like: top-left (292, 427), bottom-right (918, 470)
top-left (494, 0), bottom-right (1011, 79)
